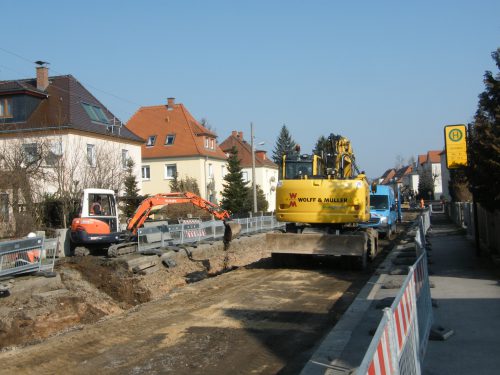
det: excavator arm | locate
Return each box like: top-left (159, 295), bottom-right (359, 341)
top-left (126, 192), bottom-right (231, 235)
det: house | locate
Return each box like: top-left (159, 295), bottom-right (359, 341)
top-left (419, 150), bottom-right (443, 200)
top-left (409, 150), bottom-right (443, 200)
top-left (0, 64), bottom-right (143, 233)
top-left (126, 98), bottom-right (227, 203)
top-left (219, 131), bottom-right (279, 211)
top-left (378, 168), bottom-right (396, 185)
top-left (439, 150), bottom-right (451, 201)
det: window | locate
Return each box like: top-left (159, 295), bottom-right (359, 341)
top-left (82, 103), bottom-right (109, 124)
top-left (210, 139), bottom-right (215, 150)
top-left (204, 137), bottom-right (209, 149)
top-left (221, 165), bottom-right (226, 178)
top-left (88, 193), bottom-right (115, 217)
top-left (122, 149), bottom-right (129, 169)
top-left (164, 164), bottom-right (177, 179)
top-left (45, 140), bottom-right (63, 167)
top-left (242, 171), bottom-right (249, 182)
top-left (208, 163), bottom-right (213, 178)
top-left (165, 134), bottom-right (175, 145)
top-left (0, 98), bottom-right (13, 118)
top-left (22, 143), bottom-right (39, 164)
top-left (146, 135), bottom-right (157, 147)
top-left (142, 165), bottom-right (150, 180)
top-left (87, 144), bottom-right (96, 167)
top-left (0, 193), bottom-right (9, 222)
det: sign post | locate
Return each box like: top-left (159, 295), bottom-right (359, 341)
top-left (444, 124), bottom-right (467, 169)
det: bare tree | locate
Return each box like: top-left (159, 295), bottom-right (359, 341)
top-left (81, 143), bottom-right (126, 193)
top-left (0, 136), bottom-right (49, 234)
top-left (48, 139), bottom-right (128, 227)
top-left (394, 154), bottom-right (405, 169)
top-left (46, 136), bottom-right (84, 227)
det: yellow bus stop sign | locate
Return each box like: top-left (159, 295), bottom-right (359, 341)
top-left (444, 124), bottom-right (468, 169)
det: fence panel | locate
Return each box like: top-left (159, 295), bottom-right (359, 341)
top-left (358, 211), bottom-right (433, 375)
top-left (0, 237), bottom-right (44, 277)
top-left (137, 215), bottom-right (284, 252)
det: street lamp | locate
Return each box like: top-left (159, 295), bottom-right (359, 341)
top-left (250, 122), bottom-right (265, 213)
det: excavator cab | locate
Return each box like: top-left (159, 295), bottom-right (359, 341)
top-left (282, 154), bottom-right (324, 180)
top-left (70, 189), bottom-right (121, 249)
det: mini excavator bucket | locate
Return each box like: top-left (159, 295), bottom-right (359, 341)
top-left (223, 221), bottom-right (242, 244)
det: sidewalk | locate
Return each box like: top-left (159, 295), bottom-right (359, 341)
top-left (301, 213), bottom-right (500, 375)
top-left (422, 213), bottom-right (500, 375)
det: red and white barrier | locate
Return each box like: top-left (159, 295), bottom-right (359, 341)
top-left (359, 211), bottom-right (433, 375)
top-left (367, 324), bottom-right (395, 375)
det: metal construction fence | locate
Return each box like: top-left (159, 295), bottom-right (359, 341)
top-left (358, 210), bottom-right (433, 375)
top-left (445, 202), bottom-right (499, 254)
top-left (0, 236), bottom-right (56, 278)
top-left (137, 214), bottom-right (285, 253)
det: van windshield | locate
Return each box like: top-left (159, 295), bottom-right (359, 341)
top-left (370, 195), bottom-right (389, 210)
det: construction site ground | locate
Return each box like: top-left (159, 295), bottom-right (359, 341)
top-left (0, 214), bottom-right (418, 374)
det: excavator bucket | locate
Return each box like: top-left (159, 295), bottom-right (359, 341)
top-left (223, 221), bottom-right (242, 243)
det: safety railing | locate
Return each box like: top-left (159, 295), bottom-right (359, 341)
top-left (358, 210), bottom-right (433, 374)
top-left (137, 214), bottom-right (285, 252)
top-left (0, 236), bottom-right (57, 278)
top-left (429, 202), bottom-right (445, 215)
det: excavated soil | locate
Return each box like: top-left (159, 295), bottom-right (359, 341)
top-left (0, 234), bottom-right (271, 350)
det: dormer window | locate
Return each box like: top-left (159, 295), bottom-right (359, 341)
top-left (146, 135), bottom-right (157, 147)
top-left (165, 134), bottom-right (175, 145)
top-left (0, 98), bottom-right (13, 118)
top-left (205, 137), bottom-right (215, 149)
top-left (82, 103), bottom-right (109, 124)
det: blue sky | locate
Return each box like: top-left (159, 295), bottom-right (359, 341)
top-left (1, 0), bottom-right (498, 177)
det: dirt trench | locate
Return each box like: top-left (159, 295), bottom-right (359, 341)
top-left (0, 234), bottom-right (270, 350)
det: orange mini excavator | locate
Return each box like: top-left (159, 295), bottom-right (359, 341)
top-left (70, 189), bottom-right (240, 256)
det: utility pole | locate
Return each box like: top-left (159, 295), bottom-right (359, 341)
top-left (251, 122), bottom-right (257, 213)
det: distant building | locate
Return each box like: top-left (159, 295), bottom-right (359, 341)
top-left (219, 131), bottom-right (279, 211)
top-left (378, 168), bottom-right (396, 185)
top-left (440, 150), bottom-right (451, 201)
top-left (126, 98), bottom-right (227, 203)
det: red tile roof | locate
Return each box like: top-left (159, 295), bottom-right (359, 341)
top-left (380, 169), bottom-right (397, 185)
top-left (126, 100), bottom-right (227, 160)
top-left (427, 150), bottom-right (442, 163)
top-left (418, 154), bottom-right (427, 165)
top-left (219, 131), bottom-right (278, 169)
top-left (395, 165), bottom-right (413, 179)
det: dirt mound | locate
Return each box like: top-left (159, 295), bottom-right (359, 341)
top-left (63, 256), bottom-right (151, 307)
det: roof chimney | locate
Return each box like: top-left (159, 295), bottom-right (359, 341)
top-left (231, 131), bottom-right (238, 137)
top-left (167, 97), bottom-right (175, 110)
top-left (36, 65), bottom-right (49, 91)
top-left (256, 150), bottom-right (267, 160)
top-left (238, 131), bottom-right (243, 139)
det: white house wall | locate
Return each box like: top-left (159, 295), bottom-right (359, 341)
top-left (0, 133), bottom-right (142, 196)
top-left (241, 166), bottom-right (278, 212)
top-left (142, 157), bottom-right (226, 203)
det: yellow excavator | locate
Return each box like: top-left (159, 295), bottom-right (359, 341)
top-left (266, 134), bottom-right (378, 269)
